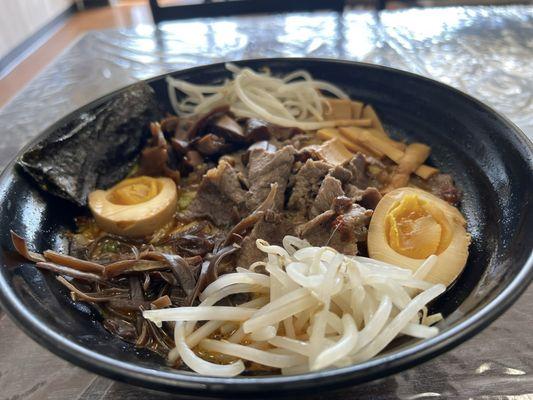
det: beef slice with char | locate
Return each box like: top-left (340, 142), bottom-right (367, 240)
top-left (296, 203), bottom-right (372, 255)
top-left (296, 210), bottom-right (337, 248)
top-left (287, 159), bottom-right (330, 218)
top-left (411, 173), bottom-right (462, 205)
top-left (245, 146), bottom-right (295, 211)
top-left (310, 175), bottom-right (345, 218)
top-left (236, 211), bottom-right (295, 268)
top-left (183, 160), bottom-right (246, 227)
top-left (333, 204), bottom-right (373, 243)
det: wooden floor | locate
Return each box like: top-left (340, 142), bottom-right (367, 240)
top-left (0, 1), bottom-right (153, 108)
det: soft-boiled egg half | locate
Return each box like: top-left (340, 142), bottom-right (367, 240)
top-left (368, 187), bottom-right (470, 286)
top-left (88, 176), bottom-right (177, 237)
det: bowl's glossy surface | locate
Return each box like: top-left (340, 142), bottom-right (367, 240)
top-left (0, 59), bottom-right (531, 397)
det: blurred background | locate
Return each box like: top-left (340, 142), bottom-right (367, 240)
top-left (0, 0), bottom-right (531, 107)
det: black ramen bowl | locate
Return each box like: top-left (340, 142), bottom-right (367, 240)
top-left (0, 58), bottom-right (531, 397)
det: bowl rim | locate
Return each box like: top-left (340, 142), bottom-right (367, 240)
top-left (0, 57), bottom-right (532, 396)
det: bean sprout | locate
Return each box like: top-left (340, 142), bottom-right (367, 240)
top-left (166, 64), bottom-right (365, 130)
top-left (143, 236), bottom-right (445, 377)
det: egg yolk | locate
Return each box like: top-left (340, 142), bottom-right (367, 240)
top-left (386, 194), bottom-right (452, 259)
top-left (108, 176), bottom-right (160, 205)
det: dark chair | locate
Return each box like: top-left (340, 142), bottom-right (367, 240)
top-left (149, 0), bottom-right (346, 23)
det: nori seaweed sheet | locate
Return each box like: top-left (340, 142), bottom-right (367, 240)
top-left (18, 82), bottom-right (162, 207)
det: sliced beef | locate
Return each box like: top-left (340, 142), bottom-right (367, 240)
top-left (287, 159), bottom-right (330, 218)
top-left (344, 153), bottom-right (370, 189)
top-left (282, 132), bottom-right (317, 150)
top-left (330, 165), bottom-right (353, 184)
top-left (296, 210), bottom-right (337, 247)
top-left (245, 146), bottom-right (295, 211)
top-left (183, 160), bottom-right (247, 227)
top-left (333, 154), bottom-right (383, 210)
top-left (269, 126), bottom-right (305, 141)
top-left (332, 204), bottom-right (373, 244)
top-left (332, 196), bottom-right (353, 214)
top-left (296, 203), bottom-right (372, 255)
top-left (310, 175), bottom-right (344, 218)
top-left (269, 131), bottom-right (318, 151)
top-left (358, 187), bottom-right (382, 210)
top-left (220, 151), bottom-right (249, 189)
top-left (345, 184), bottom-right (361, 199)
top-left (294, 145), bottom-right (320, 163)
top-left (419, 173), bottom-right (462, 206)
top-left (236, 211), bottom-right (295, 268)
top-left (249, 140), bottom-right (277, 154)
top-left (344, 185), bottom-right (382, 210)
top-left (241, 140), bottom-right (277, 165)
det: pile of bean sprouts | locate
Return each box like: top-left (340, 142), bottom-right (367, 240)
top-left (143, 236), bottom-right (445, 377)
top-left (166, 63), bottom-right (359, 130)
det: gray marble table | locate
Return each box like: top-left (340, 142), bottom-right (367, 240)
top-left (0, 5), bottom-right (532, 399)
